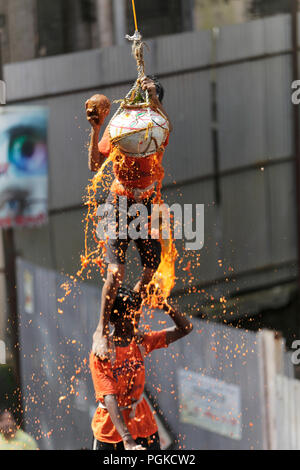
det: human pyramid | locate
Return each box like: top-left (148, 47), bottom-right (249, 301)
top-left (86, 12), bottom-right (193, 451)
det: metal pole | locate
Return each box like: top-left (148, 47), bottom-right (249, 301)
top-left (0, 31), bottom-right (22, 424)
top-left (181, 0), bottom-right (195, 32)
top-left (291, 0), bottom-right (300, 291)
top-left (113, 0), bottom-right (126, 45)
top-left (96, 0), bottom-right (114, 47)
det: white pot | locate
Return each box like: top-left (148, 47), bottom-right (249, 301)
top-left (109, 107), bottom-right (169, 157)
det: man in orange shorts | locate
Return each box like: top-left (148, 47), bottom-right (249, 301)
top-left (90, 288), bottom-right (193, 450)
top-left (87, 76), bottom-right (173, 359)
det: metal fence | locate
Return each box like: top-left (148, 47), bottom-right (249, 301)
top-left (16, 258), bottom-right (300, 450)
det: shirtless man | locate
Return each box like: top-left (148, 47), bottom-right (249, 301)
top-left (87, 76), bottom-right (172, 359)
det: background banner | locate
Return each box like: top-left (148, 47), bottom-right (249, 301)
top-left (0, 106), bottom-right (48, 228)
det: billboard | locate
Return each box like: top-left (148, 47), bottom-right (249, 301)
top-left (178, 369), bottom-right (242, 440)
top-left (0, 106), bottom-right (48, 228)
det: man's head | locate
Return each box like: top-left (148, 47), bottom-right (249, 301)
top-left (148, 75), bottom-right (165, 103)
top-left (138, 75), bottom-right (164, 103)
top-left (0, 408), bottom-right (17, 439)
top-left (110, 287), bottom-right (142, 337)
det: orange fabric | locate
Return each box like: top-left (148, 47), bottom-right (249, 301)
top-left (90, 331), bottom-right (168, 443)
top-left (98, 126), bottom-right (169, 196)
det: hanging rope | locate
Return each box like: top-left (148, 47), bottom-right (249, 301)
top-left (123, 0), bottom-right (150, 107)
top-left (131, 0), bottom-right (139, 32)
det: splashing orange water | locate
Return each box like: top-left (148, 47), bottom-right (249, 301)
top-left (77, 136), bottom-right (178, 307)
top-left (77, 153), bottom-right (114, 280)
top-left (145, 234), bottom-right (178, 309)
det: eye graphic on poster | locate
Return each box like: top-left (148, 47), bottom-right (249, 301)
top-left (0, 106), bottom-right (49, 228)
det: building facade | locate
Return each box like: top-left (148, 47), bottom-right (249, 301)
top-left (0, 1), bottom-right (292, 65)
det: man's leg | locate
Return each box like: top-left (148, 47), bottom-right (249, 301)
top-left (135, 432), bottom-right (161, 450)
top-left (133, 266), bottom-right (156, 296)
top-left (92, 263), bottom-right (125, 358)
top-left (94, 438), bottom-right (122, 450)
top-left (93, 191), bottom-right (130, 358)
top-left (134, 238), bottom-right (162, 297)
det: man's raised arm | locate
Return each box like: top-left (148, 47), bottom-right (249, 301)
top-left (162, 301), bottom-right (193, 345)
top-left (85, 94), bottom-right (111, 172)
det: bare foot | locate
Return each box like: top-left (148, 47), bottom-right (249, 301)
top-left (123, 437), bottom-right (146, 451)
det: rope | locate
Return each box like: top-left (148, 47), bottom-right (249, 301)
top-left (131, 0), bottom-right (138, 32)
top-left (125, 1), bottom-right (148, 104)
top-left (107, 2), bottom-right (165, 153)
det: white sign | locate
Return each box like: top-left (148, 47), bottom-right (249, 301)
top-left (178, 369), bottom-right (242, 440)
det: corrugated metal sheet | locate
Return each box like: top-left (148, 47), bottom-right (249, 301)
top-left (221, 168), bottom-right (270, 272)
top-left (162, 71), bottom-right (213, 185)
top-left (267, 162), bottom-right (297, 264)
top-left (17, 258), bottom-right (266, 450)
top-left (217, 55), bottom-right (293, 171)
top-left (4, 30), bottom-right (211, 102)
top-left (144, 308), bottom-right (265, 450)
top-left (216, 14), bottom-right (291, 63)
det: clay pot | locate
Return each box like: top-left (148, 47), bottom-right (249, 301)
top-left (109, 107), bottom-right (169, 157)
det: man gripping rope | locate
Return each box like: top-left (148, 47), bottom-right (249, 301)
top-left (87, 76), bottom-right (173, 359)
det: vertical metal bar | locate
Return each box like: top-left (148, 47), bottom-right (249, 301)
top-left (113, 0), bottom-right (126, 45)
top-left (0, 35), bottom-right (22, 424)
top-left (181, 0), bottom-right (195, 32)
top-left (96, 0), bottom-right (114, 47)
top-left (259, 330), bottom-right (278, 450)
top-left (211, 27), bottom-right (221, 206)
top-left (0, 31), bottom-right (2, 78)
top-left (291, 0), bottom-right (300, 290)
top-left (2, 229), bottom-right (20, 382)
top-left (61, 0), bottom-right (70, 54)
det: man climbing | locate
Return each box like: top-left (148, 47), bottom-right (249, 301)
top-left (90, 288), bottom-right (193, 450)
top-left (86, 76), bottom-right (172, 359)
